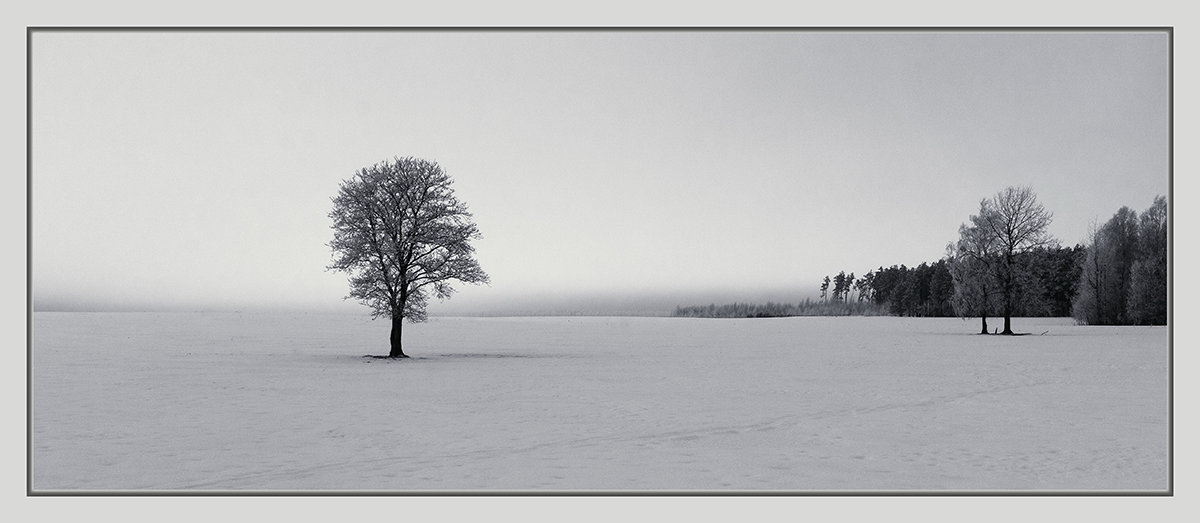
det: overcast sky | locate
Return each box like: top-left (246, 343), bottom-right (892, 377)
top-left (30, 30), bottom-right (1169, 314)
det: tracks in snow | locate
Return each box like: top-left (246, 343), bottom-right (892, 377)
top-left (162, 379), bottom-right (1050, 490)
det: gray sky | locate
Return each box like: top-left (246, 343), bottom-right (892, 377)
top-left (31, 30), bottom-right (1169, 314)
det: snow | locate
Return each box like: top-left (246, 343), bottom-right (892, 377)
top-left (30, 312), bottom-right (1168, 492)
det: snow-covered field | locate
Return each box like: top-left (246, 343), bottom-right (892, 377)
top-left (30, 312), bottom-right (1168, 492)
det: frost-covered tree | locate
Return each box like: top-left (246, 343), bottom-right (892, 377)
top-left (1102, 207), bottom-right (1140, 323)
top-left (328, 156), bottom-right (489, 358)
top-left (955, 187), bottom-right (1054, 334)
top-left (1075, 196), bottom-right (1167, 326)
top-left (1073, 221), bottom-right (1111, 325)
top-left (1127, 196), bottom-right (1167, 325)
top-left (1073, 207), bottom-right (1139, 325)
top-left (952, 206), bottom-right (999, 333)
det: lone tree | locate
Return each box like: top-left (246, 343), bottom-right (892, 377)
top-left (969, 186), bottom-right (1055, 334)
top-left (328, 156), bottom-right (488, 358)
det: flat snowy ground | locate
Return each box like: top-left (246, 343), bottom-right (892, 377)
top-left (30, 313), bottom-right (1168, 492)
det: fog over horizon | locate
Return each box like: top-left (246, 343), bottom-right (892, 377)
top-left (33, 284), bottom-right (830, 316)
top-left (31, 30), bottom-right (1169, 316)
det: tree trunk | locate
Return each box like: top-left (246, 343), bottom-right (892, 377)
top-left (1001, 255), bottom-right (1015, 335)
top-left (980, 314), bottom-right (988, 335)
top-left (388, 316), bottom-right (408, 358)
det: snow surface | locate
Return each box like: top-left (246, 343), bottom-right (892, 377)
top-left (30, 312), bottom-right (1168, 492)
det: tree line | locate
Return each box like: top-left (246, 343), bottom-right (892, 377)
top-left (673, 299), bottom-right (885, 319)
top-left (675, 188), bottom-right (1166, 330)
top-left (817, 247), bottom-right (1087, 319)
top-left (691, 245), bottom-right (1084, 322)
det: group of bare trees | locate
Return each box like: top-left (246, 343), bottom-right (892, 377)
top-left (1072, 196), bottom-right (1167, 325)
top-left (807, 186), bottom-right (1159, 333)
top-left (949, 186), bottom-right (1055, 335)
top-left (949, 187), bottom-right (1167, 333)
top-left (685, 186), bottom-right (1159, 331)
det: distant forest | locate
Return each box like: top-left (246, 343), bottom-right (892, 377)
top-left (675, 195), bottom-right (1167, 326)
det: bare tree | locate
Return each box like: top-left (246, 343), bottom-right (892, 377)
top-left (949, 217), bottom-right (1002, 334)
top-left (1074, 196), bottom-right (1166, 325)
top-left (974, 186), bottom-right (1055, 334)
top-left (328, 156), bottom-right (488, 358)
top-left (1072, 220), bottom-right (1110, 325)
top-left (1127, 196), bottom-right (1168, 325)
